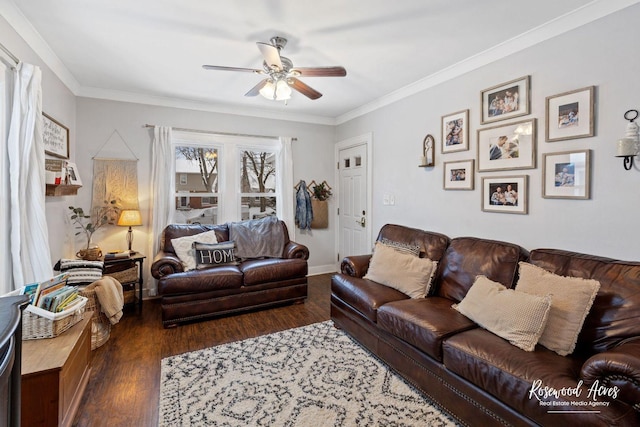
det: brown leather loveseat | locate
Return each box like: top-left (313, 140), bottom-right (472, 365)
top-left (332, 224), bottom-right (640, 426)
top-left (152, 218), bottom-right (309, 327)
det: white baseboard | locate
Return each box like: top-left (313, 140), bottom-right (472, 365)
top-left (308, 264), bottom-right (337, 276)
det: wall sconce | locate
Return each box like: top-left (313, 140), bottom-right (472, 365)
top-left (117, 209), bottom-right (143, 252)
top-left (616, 109), bottom-right (640, 170)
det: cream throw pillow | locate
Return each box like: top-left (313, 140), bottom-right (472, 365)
top-left (453, 276), bottom-right (552, 351)
top-left (171, 230), bottom-right (219, 271)
top-left (363, 242), bottom-right (437, 298)
top-left (516, 262), bottom-right (600, 356)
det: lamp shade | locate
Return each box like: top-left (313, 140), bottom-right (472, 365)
top-left (117, 209), bottom-right (142, 227)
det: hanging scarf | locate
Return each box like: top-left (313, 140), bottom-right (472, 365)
top-left (295, 181), bottom-right (313, 230)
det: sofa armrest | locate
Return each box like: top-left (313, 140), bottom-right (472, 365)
top-left (283, 241), bottom-right (309, 260)
top-left (340, 254), bottom-right (372, 278)
top-left (581, 338), bottom-right (640, 410)
top-left (151, 251), bottom-right (185, 279)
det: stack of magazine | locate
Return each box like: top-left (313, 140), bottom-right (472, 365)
top-left (20, 273), bottom-right (83, 313)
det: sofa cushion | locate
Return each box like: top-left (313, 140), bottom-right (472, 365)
top-left (441, 328), bottom-right (614, 426)
top-left (240, 258), bottom-right (307, 286)
top-left (516, 262), bottom-right (600, 356)
top-left (194, 241), bottom-right (238, 269)
top-left (377, 224), bottom-right (450, 261)
top-left (436, 237), bottom-right (528, 302)
top-left (162, 224), bottom-right (228, 253)
top-left (379, 237), bottom-right (420, 256)
top-left (453, 276), bottom-right (551, 351)
top-left (171, 230), bottom-right (219, 271)
top-left (364, 242), bottom-right (437, 298)
top-left (529, 248), bottom-right (640, 355)
top-left (157, 266), bottom-right (243, 296)
top-left (331, 274), bottom-right (408, 323)
top-left (377, 297), bottom-right (477, 361)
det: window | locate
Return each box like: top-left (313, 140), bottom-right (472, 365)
top-left (171, 132), bottom-right (287, 226)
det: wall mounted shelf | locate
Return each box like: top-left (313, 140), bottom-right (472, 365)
top-left (45, 184), bottom-right (81, 197)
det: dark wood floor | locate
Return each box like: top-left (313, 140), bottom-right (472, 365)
top-left (72, 273), bottom-right (333, 427)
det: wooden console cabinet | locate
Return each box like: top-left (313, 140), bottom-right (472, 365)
top-left (21, 316), bottom-right (92, 427)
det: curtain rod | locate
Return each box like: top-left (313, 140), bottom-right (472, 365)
top-left (0, 42), bottom-right (19, 65)
top-left (143, 124), bottom-right (297, 141)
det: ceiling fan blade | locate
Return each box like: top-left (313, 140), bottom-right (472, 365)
top-left (256, 42), bottom-right (283, 70)
top-left (245, 79), bottom-right (269, 97)
top-left (202, 65), bottom-right (262, 74)
top-left (289, 78), bottom-right (322, 100)
top-left (291, 66), bottom-right (347, 77)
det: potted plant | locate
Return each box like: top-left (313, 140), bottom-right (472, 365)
top-left (68, 200), bottom-right (120, 260)
top-left (310, 182), bottom-right (332, 229)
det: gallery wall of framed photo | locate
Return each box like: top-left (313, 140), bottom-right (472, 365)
top-left (438, 74), bottom-right (596, 214)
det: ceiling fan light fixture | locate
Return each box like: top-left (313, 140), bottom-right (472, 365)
top-left (275, 79), bottom-right (292, 100)
top-left (259, 80), bottom-right (276, 99)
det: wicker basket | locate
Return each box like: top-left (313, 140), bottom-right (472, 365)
top-left (104, 265), bottom-right (138, 284)
top-left (22, 296), bottom-right (88, 340)
top-left (78, 287), bottom-right (112, 350)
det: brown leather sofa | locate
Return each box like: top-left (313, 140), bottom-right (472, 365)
top-left (151, 221), bottom-right (309, 327)
top-left (332, 224), bottom-right (640, 426)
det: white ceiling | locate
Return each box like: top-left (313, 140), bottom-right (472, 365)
top-left (2, 0), bottom-right (636, 124)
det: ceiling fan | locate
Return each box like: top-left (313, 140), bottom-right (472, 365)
top-left (202, 36), bottom-right (346, 101)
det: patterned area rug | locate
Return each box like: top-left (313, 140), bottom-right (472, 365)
top-left (159, 321), bottom-right (459, 426)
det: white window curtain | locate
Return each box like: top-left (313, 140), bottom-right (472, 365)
top-left (277, 136), bottom-right (295, 239)
top-left (7, 62), bottom-right (52, 291)
top-left (148, 126), bottom-right (173, 294)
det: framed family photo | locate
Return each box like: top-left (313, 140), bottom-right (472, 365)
top-left (441, 109), bottom-right (469, 154)
top-left (481, 76), bottom-right (530, 124)
top-left (481, 175), bottom-right (528, 214)
top-left (542, 150), bottom-right (590, 199)
top-left (545, 86), bottom-right (595, 142)
top-left (477, 118), bottom-right (536, 172)
top-left (443, 159), bottom-right (474, 190)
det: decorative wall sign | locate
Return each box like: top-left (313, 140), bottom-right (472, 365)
top-left (481, 76), bottom-right (530, 124)
top-left (545, 86), bottom-right (595, 142)
top-left (443, 159), bottom-right (474, 190)
top-left (481, 175), bottom-right (528, 214)
top-left (441, 109), bottom-right (469, 154)
top-left (477, 118), bottom-right (536, 172)
top-left (542, 150), bottom-right (590, 199)
top-left (43, 113), bottom-right (69, 159)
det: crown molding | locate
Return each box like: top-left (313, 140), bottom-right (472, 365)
top-left (335, 0), bottom-right (640, 125)
top-left (78, 86), bottom-right (337, 125)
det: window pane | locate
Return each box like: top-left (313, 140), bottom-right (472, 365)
top-left (175, 146), bottom-right (218, 192)
top-left (174, 196), bottom-right (219, 224)
top-left (242, 196), bottom-right (276, 220)
top-left (240, 150), bottom-right (276, 194)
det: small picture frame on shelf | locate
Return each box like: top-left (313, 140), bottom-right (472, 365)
top-left (65, 161), bottom-right (82, 186)
top-left (420, 134), bottom-right (435, 167)
top-left (542, 150), bottom-right (590, 199)
top-left (443, 159), bottom-right (474, 190)
top-left (480, 76), bottom-right (530, 124)
top-left (477, 118), bottom-right (536, 172)
top-left (441, 109), bottom-right (469, 154)
top-left (545, 86), bottom-right (595, 142)
top-left (481, 175), bottom-right (528, 214)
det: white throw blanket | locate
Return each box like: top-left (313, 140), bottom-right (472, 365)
top-left (84, 276), bottom-right (124, 325)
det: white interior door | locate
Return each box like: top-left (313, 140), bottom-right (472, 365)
top-left (336, 134), bottom-right (372, 265)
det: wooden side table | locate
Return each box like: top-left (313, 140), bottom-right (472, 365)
top-left (102, 253), bottom-right (146, 309)
top-left (21, 316), bottom-right (92, 427)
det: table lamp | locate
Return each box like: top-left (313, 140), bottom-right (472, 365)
top-left (117, 209), bottom-right (142, 252)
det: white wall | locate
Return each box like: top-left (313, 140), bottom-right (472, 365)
top-left (336, 5), bottom-right (640, 261)
top-left (71, 98), bottom-right (337, 283)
